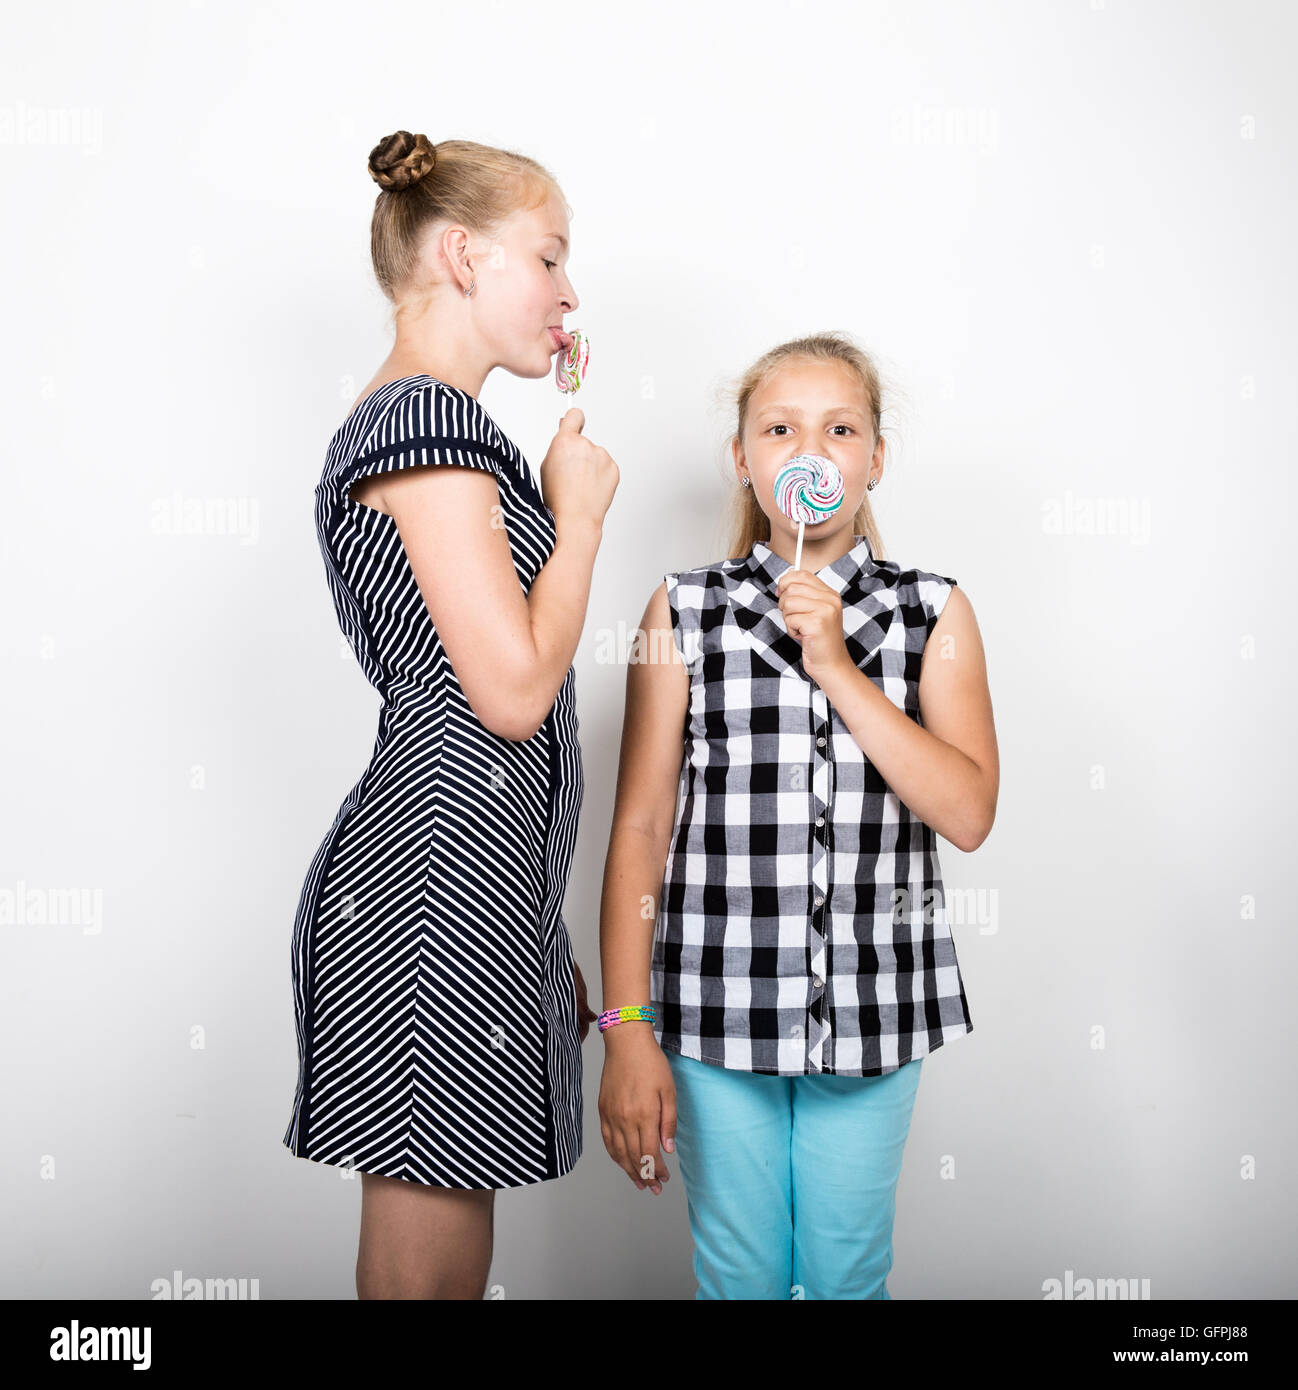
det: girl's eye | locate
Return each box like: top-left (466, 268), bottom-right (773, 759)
top-left (766, 423), bottom-right (854, 436)
top-left (543, 259), bottom-right (557, 270)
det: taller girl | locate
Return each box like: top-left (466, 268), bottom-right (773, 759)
top-left (284, 133), bottom-right (616, 1299)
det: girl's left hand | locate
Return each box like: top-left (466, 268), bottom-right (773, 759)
top-left (776, 569), bottom-right (852, 685)
top-left (573, 961), bottom-right (599, 1042)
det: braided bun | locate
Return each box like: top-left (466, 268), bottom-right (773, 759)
top-left (367, 131), bottom-right (436, 191)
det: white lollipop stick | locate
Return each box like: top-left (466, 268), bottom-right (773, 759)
top-left (794, 519), bottom-right (805, 571)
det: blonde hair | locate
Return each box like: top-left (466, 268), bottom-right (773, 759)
top-left (366, 131), bottom-right (568, 302)
top-left (722, 331), bottom-right (888, 562)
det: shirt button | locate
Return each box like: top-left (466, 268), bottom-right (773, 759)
top-left (816, 736), bottom-right (826, 747)
top-left (814, 895), bottom-right (824, 907)
top-left (816, 815), bottom-right (825, 827)
top-left (812, 975), bottom-right (823, 989)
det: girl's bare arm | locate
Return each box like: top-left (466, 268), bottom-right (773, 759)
top-left (597, 580), bottom-right (689, 1192)
top-left (814, 586), bottom-right (999, 851)
top-left (357, 466), bottom-right (603, 742)
top-left (599, 580), bottom-right (689, 1024)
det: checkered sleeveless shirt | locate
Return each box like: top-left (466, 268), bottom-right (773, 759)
top-left (650, 534), bottom-right (975, 1076)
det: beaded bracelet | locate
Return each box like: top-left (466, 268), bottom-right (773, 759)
top-left (597, 1004), bottom-right (658, 1033)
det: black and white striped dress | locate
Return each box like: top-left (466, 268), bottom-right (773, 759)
top-left (283, 375), bottom-right (584, 1188)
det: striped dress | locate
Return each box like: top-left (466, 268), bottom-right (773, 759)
top-left (283, 375), bottom-right (584, 1188)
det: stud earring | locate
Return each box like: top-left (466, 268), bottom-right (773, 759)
top-left (740, 476), bottom-right (751, 488)
top-left (867, 477), bottom-right (877, 490)
top-left (464, 280), bottom-right (476, 298)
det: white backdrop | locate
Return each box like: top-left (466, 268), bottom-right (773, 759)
top-left (1, 0), bottom-right (1294, 1300)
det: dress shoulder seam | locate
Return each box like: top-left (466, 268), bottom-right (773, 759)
top-left (347, 379), bottom-right (518, 475)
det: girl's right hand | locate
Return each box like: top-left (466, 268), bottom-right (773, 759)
top-left (540, 407), bottom-right (618, 534)
top-left (597, 1027), bottom-right (676, 1195)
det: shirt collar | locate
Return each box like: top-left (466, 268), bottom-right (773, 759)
top-left (748, 534), bottom-right (874, 594)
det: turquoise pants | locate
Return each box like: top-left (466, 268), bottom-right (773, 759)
top-left (664, 1050), bottom-right (924, 1300)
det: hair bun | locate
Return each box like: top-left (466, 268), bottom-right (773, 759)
top-left (368, 131), bottom-right (436, 191)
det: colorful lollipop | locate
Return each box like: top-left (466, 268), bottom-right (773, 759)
top-left (555, 330), bottom-right (590, 395)
top-left (773, 453), bottom-right (845, 569)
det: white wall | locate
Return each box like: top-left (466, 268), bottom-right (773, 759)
top-left (1, 0), bottom-right (1294, 1299)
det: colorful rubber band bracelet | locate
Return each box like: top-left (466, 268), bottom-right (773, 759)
top-left (597, 1005), bottom-right (658, 1032)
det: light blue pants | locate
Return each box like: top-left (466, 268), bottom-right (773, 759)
top-left (664, 1051), bottom-right (924, 1300)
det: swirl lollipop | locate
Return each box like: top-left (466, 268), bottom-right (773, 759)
top-left (773, 453), bottom-right (845, 569)
top-left (555, 330), bottom-right (590, 395)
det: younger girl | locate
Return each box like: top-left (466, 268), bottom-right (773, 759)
top-left (597, 332), bottom-right (998, 1300)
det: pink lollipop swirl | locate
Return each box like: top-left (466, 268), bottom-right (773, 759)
top-left (555, 330), bottom-right (590, 395)
top-left (773, 454), bottom-right (845, 524)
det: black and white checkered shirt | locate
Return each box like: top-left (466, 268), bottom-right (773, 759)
top-left (650, 535), bottom-right (975, 1076)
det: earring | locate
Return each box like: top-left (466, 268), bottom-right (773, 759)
top-left (867, 478), bottom-right (877, 490)
top-left (463, 280), bottom-right (476, 298)
top-left (741, 476), bottom-right (751, 488)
